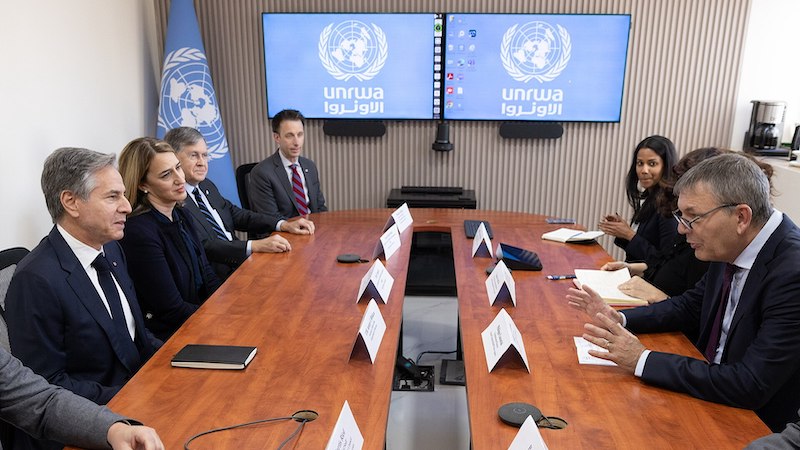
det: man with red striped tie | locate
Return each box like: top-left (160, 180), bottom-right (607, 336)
top-left (249, 109), bottom-right (328, 224)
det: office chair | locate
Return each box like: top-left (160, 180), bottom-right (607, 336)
top-left (0, 247), bottom-right (29, 353)
top-left (235, 162), bottom-right (258, 210)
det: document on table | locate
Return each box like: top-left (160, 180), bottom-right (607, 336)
top-left (573, 337), bottom-right (617, 366)
top-left (541, 228), bottom-right (603, 243)
top-left (573, 268), bottom-right (647, 306)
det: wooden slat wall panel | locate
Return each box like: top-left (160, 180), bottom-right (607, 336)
top-left (154, 0), bottom-right (751, 257)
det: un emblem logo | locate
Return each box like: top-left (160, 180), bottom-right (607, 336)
top-left (319, 21), bottom-right (388, 81)
top-left (157, 47), bottom-right (228, 159)
top-left (500, 22), bottom-right (572, 83)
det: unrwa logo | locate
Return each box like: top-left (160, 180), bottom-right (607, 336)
top-left (319, 20), bottom-right (388, 82)
top-left (501, 22), bottom-right (571, 83)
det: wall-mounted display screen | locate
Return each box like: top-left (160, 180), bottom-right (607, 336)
top-left (262, 13), bottom-right (442, 120)
top-left (441, 14), bottom-right (631, 122)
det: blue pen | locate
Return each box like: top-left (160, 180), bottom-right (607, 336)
top-left (546, 274), bottom-right (577, 280)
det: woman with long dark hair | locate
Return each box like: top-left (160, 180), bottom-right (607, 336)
top-left (599, 135), bottom-right (679, 262)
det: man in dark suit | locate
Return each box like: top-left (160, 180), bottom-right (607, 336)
top-left (567, 153), bottom-right (800, 432)
top-left (5, 148), bottom-right (162, 449)
top-left (164, 127), bottom-right (315, 279)
top-left (248, 109), bottom-right (328, 220)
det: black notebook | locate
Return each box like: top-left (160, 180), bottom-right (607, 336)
top-left (464, 220), bottom-right (493, 239)
top-left (171, 344), bottom-right (257, 370)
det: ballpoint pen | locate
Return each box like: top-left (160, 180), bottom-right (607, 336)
top-left (546, 275), bottom-right (577, 280)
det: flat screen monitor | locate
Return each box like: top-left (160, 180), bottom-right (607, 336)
top-left (441, 14), bottom-right (631, 122)
top-left (262, 13), bottom-right (442, 120)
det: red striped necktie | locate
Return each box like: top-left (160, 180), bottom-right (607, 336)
top-left (290, 163), bottom-right (310, 216)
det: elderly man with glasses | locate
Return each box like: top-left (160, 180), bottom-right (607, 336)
top-left (567, 153), bottom-right (800, 432)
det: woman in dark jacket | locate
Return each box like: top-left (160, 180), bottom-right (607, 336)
top-left (604, 148), bottom-right (775, 306)
top-left (599, 135), bottom-right (679, 262)
top-left (118, 137), bottom-right (222, 340)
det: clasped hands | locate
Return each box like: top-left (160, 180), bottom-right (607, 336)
top-left (566, 284), bottom-right (646, 373)
top-left (598, 213), bottom-right (636, 241)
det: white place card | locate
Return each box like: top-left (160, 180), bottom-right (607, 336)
top-left (383, 202), bottom-right (414, 233)
top-left (485, 260), bottom-right (516, 306)
top-left (324, 400), bottom-right (364, 450)
top-left (471, 222), bottom-right (493, 258)
top-left (373, 224), bottom-right (401, 260)
top-left (508, 415), bottom-right (549, 450)
top-left (351, 299), bottom-right (387, 363)
top-left (481, 308), bottom-right (530, 373)
top-left (356, 259), bottom-right (395, 304)
top-left (573, 336), bottom-right (617, 367)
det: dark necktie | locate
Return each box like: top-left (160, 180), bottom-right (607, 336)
top-left (704, 264), bottom-right (738, 362)
top-left (91, 254), bottom-right (140, 368)
top-left (290, 164), bottom-right (310, 216)
top-left (192, 187), bottom-right (228, 240)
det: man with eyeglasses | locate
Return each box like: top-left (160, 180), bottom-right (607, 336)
top-left (567, 153), bottom-right (800, 432)
top-left (165, 127), bottom-right (315, 280)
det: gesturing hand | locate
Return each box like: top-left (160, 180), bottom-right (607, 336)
top-left (566, 283), bottom-right (622, 325)
top-left (582, 312), bottom-right (646, 373)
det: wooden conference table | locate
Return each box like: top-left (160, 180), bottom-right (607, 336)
top-left (100, 209), bottom-right (769, 449)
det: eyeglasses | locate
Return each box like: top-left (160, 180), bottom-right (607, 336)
top-left (187, 152), bottom-right (209, 161)
top-left (672, 204), bottom-right (739, 230)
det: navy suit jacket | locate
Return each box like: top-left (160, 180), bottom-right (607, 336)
top-left (120, 207), bottom-right (222, 340)
top-left (184, 179), bottom-right (281, 278)
top-left (5, 227), bottom-right (159, 406)
top-left (625, 214), bottom-right (800, 431)
top-left (248, 151), bottom-right (327, 221)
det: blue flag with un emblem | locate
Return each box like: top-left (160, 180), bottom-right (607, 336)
top-left (156, 0), bottom-right (240, 206)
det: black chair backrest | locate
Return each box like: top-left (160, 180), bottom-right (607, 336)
top-left (0, 247), bottom-right (27, 449)
top-left (0, 247), bottom-right (29, 307)
top-left (0, 247), bottom-right (28, 271)
top-left (235, 163), bottom-right (258, 210)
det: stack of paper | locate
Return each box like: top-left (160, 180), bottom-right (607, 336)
top-left (573, 268), bottom-right (647, 306)
top-left (541, 228), bottom-right (604, 243)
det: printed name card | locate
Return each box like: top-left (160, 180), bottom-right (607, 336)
top-left (373, 224), bottom-right (401, 260)
top-left (356, 259), bottom-right (395, 304)
top-left (508, 415), bottom-right (549, 450)
top-left (383, 202), bottom-right (414, 233)
top-left (324, 400), bottom-right (364, 450)
top-left (481, 308), bottom-right (530, 373)
top-left (350, 299), bottom-right (387, 363)
top-left (471, 222), bottom-right (494, 258)
top-left (485, 260), bottom-right (516, 306)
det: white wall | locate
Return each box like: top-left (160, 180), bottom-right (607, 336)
top-left (0, 0), bottom-right (159, 250)
top-left (731, 0), bottom-right (800, 149)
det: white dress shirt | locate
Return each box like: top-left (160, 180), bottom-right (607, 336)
top-left (56, 224), bottom-right (136, 339)
top-left (278, 151), bottom-right (309, 203)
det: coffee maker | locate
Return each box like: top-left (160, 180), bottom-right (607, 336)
top-left (745, 100), bottom-right (787, 156)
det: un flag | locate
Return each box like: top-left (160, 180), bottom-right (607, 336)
top-left (156, 0), bottom-right (240, 206)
